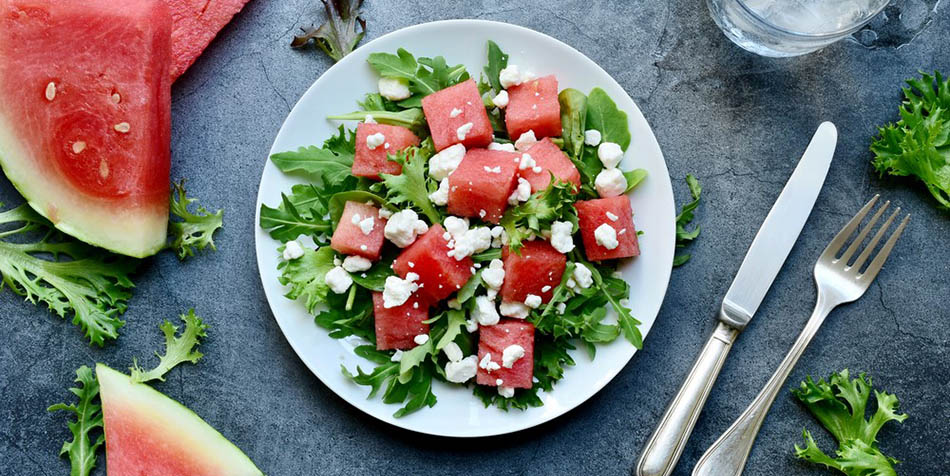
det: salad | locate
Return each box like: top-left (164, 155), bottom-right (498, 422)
top-left (260, 41), bottom-right (649, 416)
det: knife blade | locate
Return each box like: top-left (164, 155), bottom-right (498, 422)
top-left (635, 122), bottom-right (837, 476)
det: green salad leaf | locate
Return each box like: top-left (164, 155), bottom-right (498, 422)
top-left (0, 204), bottom-right (135, 346)
top-left (279, 246), bottom-right (337, 313)
top-left (483, 40), bottom-right (509, 93)
top-left (367, 48), bottom-right (469, 106)
top-left (374, 140), bottom-right (442, 223)
top-left (314, 288), bottom-right (375, 342)
top-left (793, 370), bottom-right (907, 476)
top-left (343, 345), bottom-right (438, 417)
top-left (871, 71), bottom-right (950, 209)
top-left (327, 108), bottom-right (426, 134)
top-left (168, 181), bottom-right (223, 260)
top-left (673, 174), bottom-right (703, 267)
top-left (559, 88), bottom-right (588, 160)
top-left (290, 0), bottom-right (366, 62)
top-left (269, 126), bottom-right (356, 188)
top-left (501, 180), bottom-right (578, 252)
top-left (259, 184), bottom-right (335, 243)
top-left (586, 88), bottom-right (631, 150)
top-left (348, 248), bottom-right (396, 291)
top-left (130, 310), bottom-right (209, 383)
top-left (48, 365), bottom-right (105, 476)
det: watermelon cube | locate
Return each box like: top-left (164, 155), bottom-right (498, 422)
top-left (505, 75), bottom-right (561, 141)
top-left (421, 79), bottom-right (493, 151)
top-left (393, 224), bottom-right (473, 303)
top-left (352, 123), bottom-right (420, 179)
top-left (330, 201), bottom-right (386, 260)
top-left (576, 196), bottom-right (641, 261)
top-left (372, 292), bottom-right (429, 350)
top-left (500, 240), bottom-right (566, 304)
top-left (520, 138), bottom-right (581, 192)
top-left (476, 320), bottom-right (535, 389)
top-left (447, 148), bottom-right (520, 224)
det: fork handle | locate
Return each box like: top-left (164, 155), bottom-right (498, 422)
top-left (692, 294), bottom-right (834, 476)
top-left (636, 321), bottom-right (739, 476)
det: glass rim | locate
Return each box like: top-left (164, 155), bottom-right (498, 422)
top-left (735, 0), bottom-right (890, 38)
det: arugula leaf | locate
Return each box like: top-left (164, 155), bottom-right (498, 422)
top-left (434, 309), bottom-right (467, 350)
top-left (270, 126), bottom-right (356, 188)
top-left (314, 288), bottom-right (375, 341)
top-left (793, 370), bottom-right (907, 476)
top-left (374, 141), bottom-right (442, 223)
top-left (48, 365), bottom-right (104, 476)
top-left (129, 310), bottom-right (209, 383)
top-left (586, 88), bottom-right (631, 150)
top-left (673, 174), bottom-right (703, 267)
top-left (624, 169), bottom-right (649, 193)
top-left (367, 48), bottom-right (468, 104)
top-left (259, 184), bottom-right (335, 243)
top-left (871, 71), bottom-right (950, 209)
top-left (343, 344), bottom-right (438, 417)
top-left (348, 248), bottom-right (396, 291)
top-left (483, 40), bottom-right (509, 93)
top-left (168, 181), bottom-right (223, 260)
top-left (456, 271), bottom-right (481, 304)
top-left (358, 93), bottom-right (400, 112)
top-left (279, 246), bottom-right (337, 313)
top-left (559, 88), bottom-right (588, 160)
top-left (327, 190), bottom-right (389, 226)
top-left (290, 0), bottom-right (366, 62)
top-left (327, 108), bottom-right (426, 134)
top-left (500, 180), bottom-right (578, 252)
top-left (0, 204), bottom-right (135, 346)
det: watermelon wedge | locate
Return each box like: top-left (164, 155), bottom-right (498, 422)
top-left (97, 364), bottom-right (263, 476)
top-left (0, 0), bottom-right (173, 257)
top-left (163, 0), bottom-right (251, 80)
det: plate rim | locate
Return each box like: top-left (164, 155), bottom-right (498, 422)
top-left (254, 18), bottom-right (675, 437)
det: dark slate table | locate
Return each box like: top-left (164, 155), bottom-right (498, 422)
top-left (2, 1), bottom-right (948, 475)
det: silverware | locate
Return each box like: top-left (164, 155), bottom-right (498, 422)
top-left (636, 122), bottom-right (838, 476)
top-left (692, 196), bottom-right (910, 476)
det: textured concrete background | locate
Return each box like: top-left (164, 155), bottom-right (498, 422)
top-left (1, 1), bottom-right (948, 475)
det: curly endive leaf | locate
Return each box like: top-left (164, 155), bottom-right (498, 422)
top-left (291, 0), bottom-right (366, 62)
top-left (130, 309), bottom-right (209, 383)
top-left (48, 365), bottom-right (105, 476)
top-left (169, 181), bottom-right (224, 260)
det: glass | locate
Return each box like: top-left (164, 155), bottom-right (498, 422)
top-left (708, 0), bottom-right (891, 57)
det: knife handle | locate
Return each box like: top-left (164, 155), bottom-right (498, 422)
top-left (636, 321), bottom-right (739, 476)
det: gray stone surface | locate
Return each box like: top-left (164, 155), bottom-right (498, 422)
top-left (1, 1), bottom-right (948, 475)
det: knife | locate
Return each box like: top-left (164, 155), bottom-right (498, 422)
top-left (635, 122), bottom-right (837, 476)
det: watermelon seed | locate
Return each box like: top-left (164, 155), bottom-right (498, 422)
top-left (72, 141), bottom-right (86, 154)
top-left (114, 122), bottom-right (130, 133)
top-left (111, 92), bottom-right (121, 104)
top-left (99, 160), bottom-right (109, 178)
top-left (45, 82), bottom-right (56, 101)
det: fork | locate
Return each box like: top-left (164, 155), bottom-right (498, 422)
top-left (691, 195), bottom-right (910, 476)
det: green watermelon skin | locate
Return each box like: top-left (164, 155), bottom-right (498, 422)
top-left (0, 0), bottom-right (172, 257)
top-left (97, 364), bottom-right (263, 476)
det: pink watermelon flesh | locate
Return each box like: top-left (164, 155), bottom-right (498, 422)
top-left (96, 364), bottom-right (263, 476)
top-left (393, 224), bottom-right (474, 304)
top-left (576, 196), bottom-right (641, 261)
top-left (520, 137), bottom-right (581, 192)
top-left (447, 148), bottom-right (519, 224)
top-left (352, 122), bottom-right (420, 179)
top-left (505, 75), bottom-right (562, 141)
top-left (372, 292), bottom-right (429, 350)
top-left (331, 201), bottom-right (386, 260)
top-left (421, 79), bottom-right (493, 151)
top-left (500, 240), bottom-right (566, 304)
top-left (0, 0), bottom-right (172, 258)
top-left (476, 320), bottom-right (535, 389)
top-left (163, 0), bottom-right (250, 80)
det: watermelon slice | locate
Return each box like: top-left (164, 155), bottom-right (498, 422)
top-left (96, 364), bottom-right (263, 476)
top-left (576, 196), bottom-right (641, 261)
top-left (372, 292), bottom-right (429, 350)
top-left (164, 0), bottom-right (251, 80)
top-left (352, 122), bottom-right (420, 179)
top-left (505, 75), bottom-right (561, 141)
top-left (447, 148), bottom-right (520, 224)
top-left (475, 319), bottom-right (535, 389)
top-left (500, 240), bottom-right (566, 304)
top-left (392, 224), bottom-right (473, 304)
top-left (0, 0), bottom-right (172, 258)
top-left (331, 201), bottom-right (386, 260)
top-left (520, 137), bottom-right (581, 192)
top-left (421, 79), bottom-right (493, 151)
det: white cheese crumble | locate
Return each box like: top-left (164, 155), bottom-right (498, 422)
top-left (325, 266), bottom-right (353, 294)
top-left (472, 295), bottom-right (500, 326)
top-left (342, 255), bottom-right (372, 272)
top-left (428, 143), bottom-right (466, 181)
top-left (584, 129), bottom-right (602, 146)
top-left (382, 273), bottom-right (419, 308)
top-left (549, 221), bottom-right (575, 253)
top-left (449, 227), bottom-right (492, 260)
top-left (450, 107), bottom-right (463, 118)
top-left (445, 355), bottom-right (478, 383)
top-left (606, 211), bottom-right (619, 222)
top-left (378, 207), bottom-right (393, 219)
top-left (479, 353), bottom-right (501, 372)
top-left (358, 216), bottom-right (375, 235)
top-left (378, 77), bottom-right (411, 101)
top-left (508, 177), bottom-right (532, 205)
top-left (413, 334), bottom-right (429, 345)
top-left (514, 130), bottom-right (538, 151)
top-left (595, 167), bottom-right (627, 198)
top-left (481, 259), bottom-right (505, 290)
top-left (594, 223), bottom-right (620, 250)
top-left (444, 216), bottom-right (469, 240)
top-left (428, 178), bottom-right (450, 206)
top-left (499, 65), bottom-right (523, 88)
top-left (443, 342), bottom-right (464, 362)
top-left (366, 132), bottom-right (386, 150)
top-left (488, 142), bottom-right (516, 152)
top-left (391, 350), bottom-right (403, 362)
top-left (502, 344), bottom-right (526, 368)
top-left (518, 153), bottom-right (536, 171)
top-left (597, 142), bottom-right (624, 169)
top-left (524, 294), bottom-right (542, 309)
top-left (572, 263), bottom-right (594, 289)
top-left (556, 302), bottom-right (566, 314)
top-left (364, 114), bottom-right (377, 124)
top-left (282, 240), bottom-right (304, 260)
top-left (384, 210), bottom-right (429, 247)
top-left (499, 301), bottom-right (530, 319)
top-left (456, 122), bottom-right (474, 141)
top-left (498, 386), bottom-right (515, 398)
top-left (493, 90), bottom-right (509, 108)
top-left (490, 226), bottom-right (508, 248)
top-left (351, 213), bottom-right (361, 225)
top-left (483, 165), bottom-right (501, 174)
top-left (465, 318), bottom-right (479, 332)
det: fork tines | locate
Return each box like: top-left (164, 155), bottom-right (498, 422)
top-left (821, 195), bottom-right (911, 280)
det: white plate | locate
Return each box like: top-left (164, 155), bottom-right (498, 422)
top-left (254, 20), bottom-right (675, 437)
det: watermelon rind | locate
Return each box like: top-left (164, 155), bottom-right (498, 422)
top-left (96, 364), bottom-right (263, 476)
